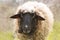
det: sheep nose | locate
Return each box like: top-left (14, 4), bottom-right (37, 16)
top-left (22, 25), bottom-right (31, 34)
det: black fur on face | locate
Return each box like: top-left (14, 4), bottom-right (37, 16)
top-left (10, 12), bottom-right (45, 35)
top-left (18, 12), bottom-right (38, 35)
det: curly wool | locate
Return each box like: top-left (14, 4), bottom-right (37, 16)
top-left (13, 1), bottom-right (54, 40)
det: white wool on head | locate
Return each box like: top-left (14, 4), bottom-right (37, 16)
top-left (16, 1), bottom-right (39, 13)
top-left (16, 1), bottom-right (54, 25)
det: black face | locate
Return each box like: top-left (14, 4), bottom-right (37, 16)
top-left (20, 13), bottom-right (37, 34)
top-left (10, 12), bottom-right (45, 35)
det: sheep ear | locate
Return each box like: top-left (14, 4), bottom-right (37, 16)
top-left (36, 13), bottom-right (45, 20)
top-left (10, 14), bottom-right (20, 19)
top-left (35, 12), bottom-right (45, 20)
top-left (37, 16), bottom-right (45, 20)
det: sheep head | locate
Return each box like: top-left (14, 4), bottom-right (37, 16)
top-left (10, 7), bottom-right (45, 35)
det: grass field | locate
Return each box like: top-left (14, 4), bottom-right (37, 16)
top-left (0, 32), bottom-right (13, 40)
top-left (0, 21), bottom-right (60, 40)
top-left (48, 21), bottom-right (60, 40)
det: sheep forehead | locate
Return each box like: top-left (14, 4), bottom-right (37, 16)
top-left (19, 2), bottom-right (46, 13)
top-left (19, 1), bottom-right (39, 13)
top-left (17, 1), bottom-right (48, 15)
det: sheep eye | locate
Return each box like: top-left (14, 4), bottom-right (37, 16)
top-left (30, 13), bottom-right (35, 18)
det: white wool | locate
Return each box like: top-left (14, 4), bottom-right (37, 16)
top-left (16, 1), bottom-right (54, 28)
top-left (16, 1), bottom-right (53, 21)
top-left (13, 1), bottom-right (54, 40)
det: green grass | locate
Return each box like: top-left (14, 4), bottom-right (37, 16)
top-left (48, 21), bottom-right (60, 40)
top-left (0, 32), bottom-right (13, 40)
top-left (0, 21), bottom-right (60, 40)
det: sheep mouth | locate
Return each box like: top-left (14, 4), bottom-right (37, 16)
top-left (22, 29), bottom-right (36, 35)
top-left (18, 27), bottom-right (36, 35)
top-left (22, 29), bottom-right (31, 34)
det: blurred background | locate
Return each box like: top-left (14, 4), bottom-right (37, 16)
top-left (0, 0), bottom-right (60, 40)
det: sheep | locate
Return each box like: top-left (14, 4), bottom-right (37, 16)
top-left (10, 1), bottom-right (54, 40)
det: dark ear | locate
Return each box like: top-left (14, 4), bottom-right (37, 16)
top-left (38, 16), bottom-right (45, 20)
top-left (10, 14), bottom-right (20, 19)
top-left (36, 15), bottom-right (45, 20)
